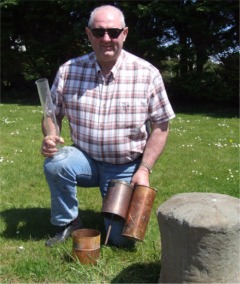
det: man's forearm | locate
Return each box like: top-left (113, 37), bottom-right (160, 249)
top-left (41, 116), bottom-right (62, 137)
top-left (140, 121), bottom-right (169, 172)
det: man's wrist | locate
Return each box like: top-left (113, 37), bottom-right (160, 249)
top-left (139, 161), bottom-right (152, 174)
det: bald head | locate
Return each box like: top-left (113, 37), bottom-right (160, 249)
top-left (88, 5), bottom-right (126, 28)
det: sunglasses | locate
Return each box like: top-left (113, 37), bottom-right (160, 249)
top-left (90, 28), bottom-right (124, 39)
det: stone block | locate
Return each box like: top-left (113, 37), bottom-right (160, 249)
top-left (157, 192), bottom-right (240, 283)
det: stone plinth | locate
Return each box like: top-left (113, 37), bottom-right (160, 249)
top-left (157, 192), bottom-right (240, 283)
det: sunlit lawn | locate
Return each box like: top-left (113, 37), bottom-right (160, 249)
top-left (0, 102), bottom-right (239, 283)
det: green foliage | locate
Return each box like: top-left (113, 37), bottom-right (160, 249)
top-left (167, 51), bottom-right (239, 104)
top-left (1, 0), bottom-right (239, 103)
top-left (217, 52), bottom-right (239, 98)
top-left (0, 0), bottom-right (19, 9)
top-left (0, 103), bottom-right (239, 283)
top-left (1, 0), bottom-right (93, 86)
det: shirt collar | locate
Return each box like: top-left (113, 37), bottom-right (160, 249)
top-left (111, 50), bottom-right (124, 78)
top-left (94, 50), bottom-right (124, 79)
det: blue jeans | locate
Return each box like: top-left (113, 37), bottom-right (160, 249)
top-left (44, 145), bottom-right (140, 246)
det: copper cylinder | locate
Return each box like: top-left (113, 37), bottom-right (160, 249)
top-left (122, 185), bottom-right (157, 241)
top-left (72, 229), bottom-right (101, 265)
top-left (101, 180), bottom-right (134, 220)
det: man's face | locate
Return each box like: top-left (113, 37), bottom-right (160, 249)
top-left (86, 9), bottom-right (128, 66)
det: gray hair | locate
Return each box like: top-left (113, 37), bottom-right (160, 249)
top-left (88, 5), bottom-right (126, 28)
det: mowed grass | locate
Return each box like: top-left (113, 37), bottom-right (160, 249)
top-left (0, 102), bottom-right (239, 283)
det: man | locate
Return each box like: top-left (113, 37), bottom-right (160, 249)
top-left (41, 5), bottom-right (175, 247)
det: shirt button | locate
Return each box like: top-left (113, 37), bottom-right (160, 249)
top-left (99, 123), bottom-right (103, 128)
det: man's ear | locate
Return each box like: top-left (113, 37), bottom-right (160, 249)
top-left (123, 27), bottom-right (128, 41)
top-left (85, 27), bottom-right (91, 40)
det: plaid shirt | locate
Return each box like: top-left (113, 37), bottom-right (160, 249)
top-left (51, 50), bottom-right (175, 164)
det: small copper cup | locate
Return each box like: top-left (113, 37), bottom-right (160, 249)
top-left (122, 185), bottom-right (157, 241)
top-left (72, 229), bottom-right (101, 265)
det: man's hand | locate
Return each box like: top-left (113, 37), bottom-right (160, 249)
top-left (130, 168), bottom-right (150, 187)
top-left (41, 135), bottom-right (64, 157)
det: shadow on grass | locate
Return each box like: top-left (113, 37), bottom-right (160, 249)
top-left (0, 207), bottom-right (105, 241)
top-left (111, 262), bottom-right (161, 283)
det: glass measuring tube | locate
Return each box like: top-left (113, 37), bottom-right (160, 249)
top-left (35, 78), bottom-right (68, 158)
top-left (35, 78), bottom-right (59, 136)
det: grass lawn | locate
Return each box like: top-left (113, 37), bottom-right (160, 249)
top-left (0, 101), bottom-right (239, 283)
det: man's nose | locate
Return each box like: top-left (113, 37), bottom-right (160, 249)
top-left (102, 32), bottom-right (112, 40)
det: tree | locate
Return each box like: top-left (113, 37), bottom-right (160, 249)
top-left (142, 0), bottom-right (239, 102)
top-left (1, 0), bottom-right (239, 103)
